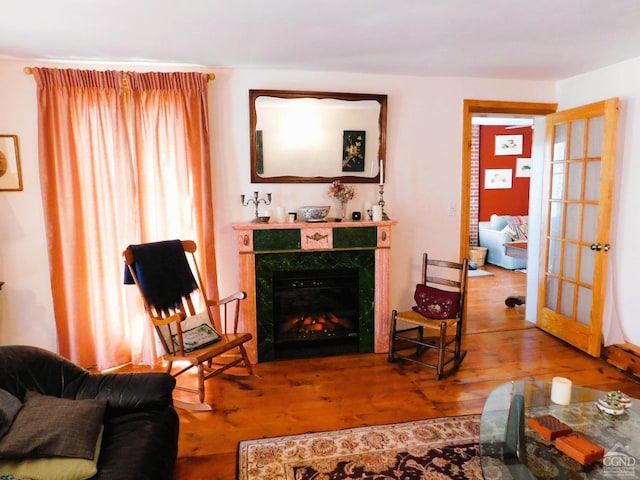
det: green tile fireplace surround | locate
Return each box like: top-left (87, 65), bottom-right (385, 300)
top-left (232, 219), bottom-right (397, 364)
top-left (256, 250), bottom-right (375, 361)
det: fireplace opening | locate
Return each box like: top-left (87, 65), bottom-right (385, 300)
top-left (272, 268), bottom-right (359, 359)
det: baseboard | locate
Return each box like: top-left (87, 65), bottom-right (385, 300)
top-left (603, 343), bottom-right (640, 380)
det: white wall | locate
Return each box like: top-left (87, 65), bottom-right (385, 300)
top-left (0, 62), bottom-right (56, 350)
top-left (0, 58), bottom-right (555, 354)
top-left (557, 57), bottom-right (640, 346)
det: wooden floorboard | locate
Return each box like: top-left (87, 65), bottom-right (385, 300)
top-left (125, 265), bottom-right (640, 480)
top-left (466, 264), bottom-right (531, 333)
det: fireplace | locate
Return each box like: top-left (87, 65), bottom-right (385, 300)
top-left (255, 250), bottom-right (374, 362)
top-left (272, 268), bottom-right (359, 359)
top-left (232, 220), bottom-right (396, 364)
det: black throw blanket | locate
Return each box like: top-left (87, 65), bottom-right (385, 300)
top-left (124, 240), bottom-right (199, 311)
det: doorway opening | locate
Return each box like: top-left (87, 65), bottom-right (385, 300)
top-left (460, 100), bottom-right (557, 328)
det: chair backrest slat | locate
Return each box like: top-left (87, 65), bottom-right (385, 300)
top-left (421, 252), bottom-right (470, 321)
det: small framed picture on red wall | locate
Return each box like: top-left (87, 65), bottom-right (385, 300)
top-left (485, 168), bottom-right (513, 189)
top-left (494, 134), bottom-right (523, 156)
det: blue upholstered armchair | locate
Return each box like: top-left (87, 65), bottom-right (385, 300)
top-left (478, 214), bottom-right (528, 270)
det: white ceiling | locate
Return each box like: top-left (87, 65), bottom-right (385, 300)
top-left (3, 0), bottom-right (640, 81)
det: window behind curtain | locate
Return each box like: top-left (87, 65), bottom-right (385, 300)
top-left (34, 68), bottom-right (217, 369)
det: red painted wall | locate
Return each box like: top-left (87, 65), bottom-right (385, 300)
top-left (478, 125), bottom-right (532, 221)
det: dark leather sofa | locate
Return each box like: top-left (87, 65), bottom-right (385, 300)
top-left (0, 345), bottom-right (179, 480)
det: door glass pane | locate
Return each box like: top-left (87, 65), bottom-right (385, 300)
top-left (580, 245), bottom-right (595, 286)
top-left (551, 163), bottom-right (565, 199)
top-left (549, 202), bottom-right (563, 237)
top-left (548, 239), bottom-right (561, 274)
top-left (567, 162), bottom-right (583, 200)
top-left (584, 160), bottom-right (600, 201)
top-left (545, 276), bottom-right (558, 310)
top-left (582, 204), bottom-right (598, 243)
top-left (563, 242), bottom-right (577, 281)
top-left (565, 204), bottom-right (581, 241)
top-left (577, 286), bottom-right (593, 326)
top-left (553, 124), bottom-right (567, 160)
top-left (570, 120), bottom-right (585, 159)
top-left (587, 115), bottom-right (604, 157)
top-left (561, 281), bottom-right (575, 318)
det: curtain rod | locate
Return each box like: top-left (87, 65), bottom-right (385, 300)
top-left (23, 66), bottom-right (215, 80)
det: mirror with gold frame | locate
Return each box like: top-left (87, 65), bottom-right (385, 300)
top-left (250, 89), bottom-right (387, 183)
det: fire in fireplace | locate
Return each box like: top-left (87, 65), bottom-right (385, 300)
top-left (272, 268), bottom-right (359, 359)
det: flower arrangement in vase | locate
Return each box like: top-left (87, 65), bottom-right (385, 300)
top-left (327, 180), bottom-right (356, 219)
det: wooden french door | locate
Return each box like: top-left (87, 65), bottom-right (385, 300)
top-left (537, 98), bottom-right (619, 357)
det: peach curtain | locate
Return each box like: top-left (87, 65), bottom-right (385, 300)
top-left (126, 72), bottom-right (218, 305)
top-left (33, 68), bottom-right (217, 369)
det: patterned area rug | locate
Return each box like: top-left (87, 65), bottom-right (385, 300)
top-left (237, 414), bottom-right (482, 480)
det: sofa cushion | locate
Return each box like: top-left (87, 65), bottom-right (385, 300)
top-left (0, 391), bottom-right (105, 460)
top-left (97, 408), bottom-right (179, 480)
top-left (501, 224), bottom-right (519, 241)
top-left (412, 284), bottom-right (461, 319)
top-left (489, 214), bottom-right (528, 240)
top-left (489, 214), bottom-right (509, 231)
top-left (0, 427), bottom-right (103, 480)
top-left (0, 389), bottom-right (22, 439)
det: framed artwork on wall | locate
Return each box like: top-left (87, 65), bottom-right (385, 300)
top-left (485, 168), bottom-right (512, 189)
top-left (0, 135), bottom-right (22, 191)
top-left (342, 130), bottom-right (365, 172)
top-left (516, 157), bottom-right (532, 177)
top-left (495, 134), bottom-right (523, 156)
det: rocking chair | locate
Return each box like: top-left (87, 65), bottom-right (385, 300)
top-left (123, 239), bottom-right (253, 408)
top-left (388, 253), bottom-right (470, 379)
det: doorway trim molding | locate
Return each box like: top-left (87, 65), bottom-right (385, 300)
top-left (459, 100), bottom-right (558, 262)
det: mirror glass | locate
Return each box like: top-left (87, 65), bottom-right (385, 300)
top-left (250, 90), bottom-right (387, 183)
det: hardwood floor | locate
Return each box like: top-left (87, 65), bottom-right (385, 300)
top-left (147, 265), bottom-right (640, 480)
top-left (466, 264), bottom-right (531, 333)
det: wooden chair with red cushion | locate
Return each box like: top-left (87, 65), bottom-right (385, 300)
top-left (388, 253), bottom-right (470, 379)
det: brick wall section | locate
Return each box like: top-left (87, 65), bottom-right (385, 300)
top-left (469, 125), bottom-right (480, 246)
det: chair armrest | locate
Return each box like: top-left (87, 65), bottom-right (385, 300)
top-left (71, 372), bottom-right (176, 409)
top-left (206, 291), bottom-right (247, 333)
top-left (207, 291), bottom-right (247, 307)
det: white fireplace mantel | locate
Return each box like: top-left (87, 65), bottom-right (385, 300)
top-left (232, 219), bottom-right (397, 363)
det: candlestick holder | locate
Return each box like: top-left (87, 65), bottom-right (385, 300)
top-left (241, 191), bottom-right (272, 222)
top-left (377, 184), bottom-right (390, 220)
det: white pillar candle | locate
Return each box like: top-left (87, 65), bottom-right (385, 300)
top-left (372, 205), bottom-right (383, 222)
top-left (550, 377), bottom-right (572, 405)
top-left (379, 160), bottom-right (384, 185)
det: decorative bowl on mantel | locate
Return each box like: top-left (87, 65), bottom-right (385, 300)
top-left (298, 206), bottom-right (330, 222)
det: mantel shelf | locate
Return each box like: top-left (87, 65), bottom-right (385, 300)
top-left (232, 219), bottom-right (397, 230)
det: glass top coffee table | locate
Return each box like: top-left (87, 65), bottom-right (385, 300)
top-left (479, 380), bottom-right (639, 479)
